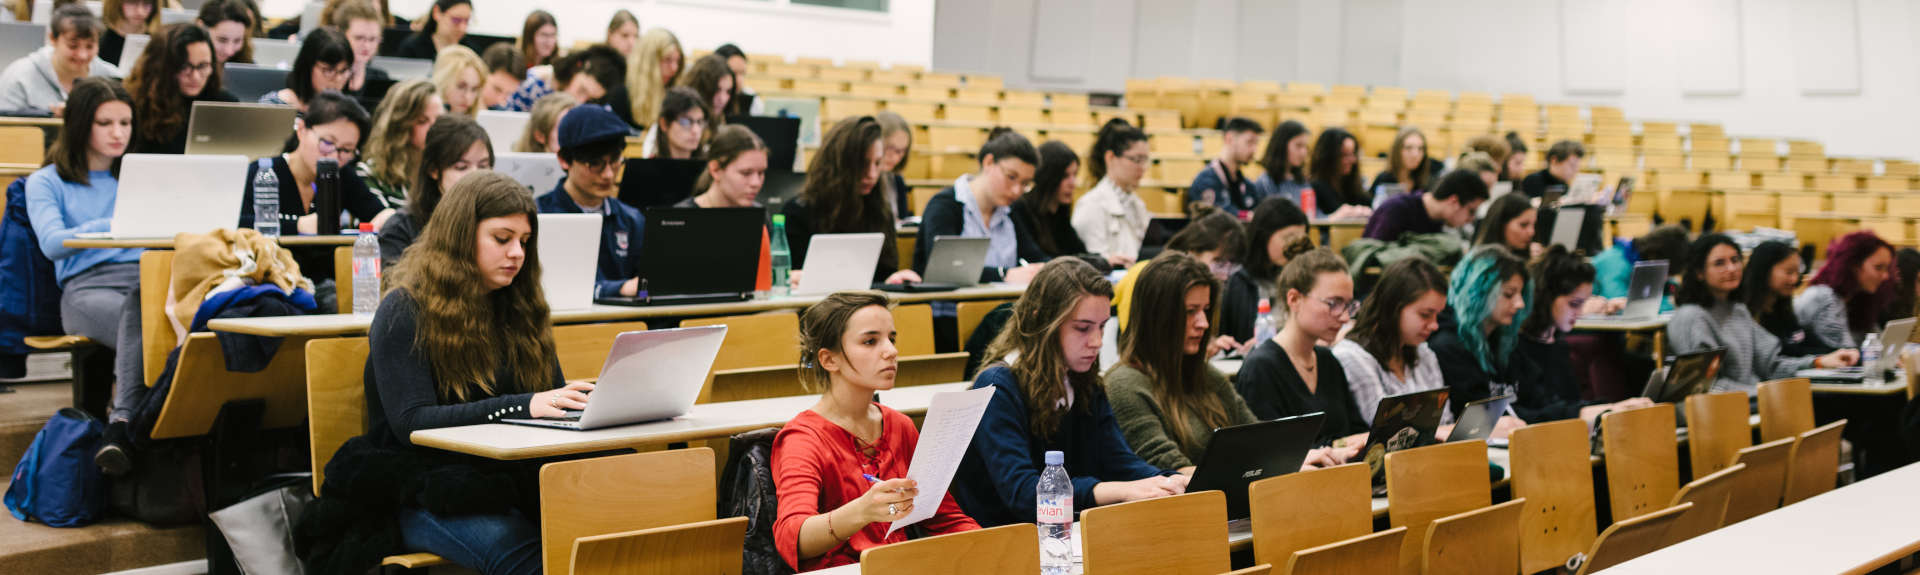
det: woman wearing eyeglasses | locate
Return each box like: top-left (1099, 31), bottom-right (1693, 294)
top-left (260, 27), bottom-right (354, 112)
top-left (1236, 244), bottom-right (1369, 450)
top-left (1071, 118), bottom-right (1153, 270)
top-left (640, 86), bottom-right (707, 160)
top-left (913, 128), bottom-right (1046, 286)
top-left (126, 23), bottom-right (236, 155)
top-left (237, 92), bottom-right (392, 280)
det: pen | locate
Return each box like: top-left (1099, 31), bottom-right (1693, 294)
top-left (862, 474), bottom-right (881, 483)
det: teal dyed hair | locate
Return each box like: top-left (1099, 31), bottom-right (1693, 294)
top-left (1447, 245), bottom-right (1529, 373)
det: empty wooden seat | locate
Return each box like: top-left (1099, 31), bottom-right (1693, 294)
top-left (1782, 420), bottom-right (1847, 505)
top-left (1601, 403), bottom-right (1679, 521)
top-left (1285, 527), bottom-right (1406, 575)
top-left (1387, 440), bottom-right (1492, 575)
top-left (1423, 498), bottom-right (1524, 575)
top-left (570, 516), bottom-right (747, 575)
top-left (860, 523), bottom-right (1038, 574)
top-left (1509, 419), bottom-right (1598, 574)
top-left (1249, 463), bottom-right (1373, 568)
top-left (955, 299), bottom-right (1011, 345)
top-left (1572, 502), bottom-right (1692, 575)
top-left (1757, 378), bottom-right (1814, 443)
top-left (1724, 438), bottom-right (1794, 524)
top-left (1221, 565), bottom-right (1273, 575)
top-left (1684, 391), bottom-right (1751, 479)
top-left (683, 312), bottom-right (801, 401)
top-left (890, 304), bottom-right (936, 356)
top-left (1666, 463), bottom-right (1744, 545)
top-left (540, 448), bottom-right (718, 575)
top-left (1082, 490), bottom-right (1230, 575)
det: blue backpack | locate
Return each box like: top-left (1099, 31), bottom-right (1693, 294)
top-left (5, 408), bottom-right (106, 527)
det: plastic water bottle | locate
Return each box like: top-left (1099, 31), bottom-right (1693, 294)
top-left (1299, 186), bottom-right (1317, 219)
top-left (1036, 450), bottom-right (1073, 575)
top-left (768, 214), bottom-right (792, 297)
top-left (1861, 332), bottom-right (1883, 385)
top-left (351, 223), bottom-right (380, 315)
top-left (252, 158), bottom-right (279, 237)
top-left (1252, 298), bottom-right (1277, 346)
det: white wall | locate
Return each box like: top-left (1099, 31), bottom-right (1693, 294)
top-left (934, 0), bottom-right (1920, 162)
top-left (257, 0), bottom-right (936, 67)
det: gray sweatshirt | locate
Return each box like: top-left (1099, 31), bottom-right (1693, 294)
top-left (1792, 285), bottom-right (1859, 350)
top-left (0, 47), bottom-right (117, 112)
top-left (1667, 299), bottom-right (1817, 395)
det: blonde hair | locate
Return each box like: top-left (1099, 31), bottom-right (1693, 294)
top-left (430, 44), bottom-right (485, 116)
top-left (103, 0), bottom-right (157, 34)
top-left (1455, 151), bottom-right (1498, 175)
top-left (364, 80), bottom-right (439, 191)
top-left (626, 28), bottom-right (682, 128)
top-left (516, 92), bottom-right (577, 153)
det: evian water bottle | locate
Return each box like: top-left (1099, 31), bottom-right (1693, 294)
top-left (1037, 450), bottom-right (1073, 574)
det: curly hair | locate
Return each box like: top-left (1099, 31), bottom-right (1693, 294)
top-left (1810, 231), bottom-right (1898, 335)
top-left (126, 24), bottom-right (221, 148)
top-left (1449, 245), bottom-right (1529, 373)
top-left (1520, 244), bottom-right (1596, 338)
top-left (983, 258), bottom-right (1113, 439)
top-left (364, 79), bottom-right (438, 192)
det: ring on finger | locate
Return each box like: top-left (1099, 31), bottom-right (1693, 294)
top-left (888, 503), bottom-right (897, 515)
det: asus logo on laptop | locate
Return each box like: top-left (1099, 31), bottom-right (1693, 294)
top-left (661, 220), bottom-right (686, 227)
top-left (1241, 469), bottom-right (1263, 479)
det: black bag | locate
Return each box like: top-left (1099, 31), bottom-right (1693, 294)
top-left (720, 428), bottom-right (793, 575)
top-left (109, 438), bottom-right (206, 525)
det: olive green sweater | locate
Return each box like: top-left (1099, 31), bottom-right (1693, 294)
top-left (1104, 364), bottom-right (1258, 469)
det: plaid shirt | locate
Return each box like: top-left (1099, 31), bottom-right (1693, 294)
top-left (503, 76), bottom-right (552, 112)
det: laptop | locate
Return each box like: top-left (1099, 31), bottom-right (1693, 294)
top-left (250, 38), bottom-right (299, 69)
top-left (113, 32), bottom-right (146, 76)
top-left (1187, 413), bottom-right (1324, 520)
top-left (596, 207), bottom-right (763, 306)
top-left (1607, 176), bottom-right (1635, 214)
top-left (756, 169), bottom-right (806, 208)
top-left (729, 115), bottom-right (800, 171)
top-left (501, 326), bottom-right (727, 430)
top-left (475, 110), bottom-right (531, 148)
top-left (873, 236), bottom-right (989, 292)
top-left (1371, 183), bottom-right (1407, 208)
top-left (535, 213), bottom-right (601, 311)
top-left (297, 1), bottom-right (322, 39)
top-left (1359, 387), bottom-right (1450, 484)
top-left (616, 158), bottom-right (706, 208)
top-left (1582, 260), bottom-right (1668, 322)
top-left (1642, 348), bottom-right (1726, 403)
top-left (794, 233), bottom-right (884, 295)
top-left (1549, 206), bottom-right (1584, 251)
top-left (158, 8), bottom-right (196, 26)
top-left (1447, 394), bottom-right (1515, 443)
top-left (82, 154), bottom-right (249, 239)
top-left (495, 152), bottom-right (565, 195)
top-left (223, 63), bottom-right (288, 102)
top-left (760, 96), bottom-right (821, 146)
top-left (370, 56), bottom-right (433, 81)
top-left (0, 22), bottom-right (43, 70)
top-left (1798, 317), bottom-right (1916, 383)
top-left (185, 102), bottom-right (298, 158)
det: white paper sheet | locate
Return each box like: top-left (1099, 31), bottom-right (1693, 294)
top-left (885, 386), bottom-right (997, 536)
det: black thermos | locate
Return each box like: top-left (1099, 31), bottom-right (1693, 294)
top-left (315, 158), bottom-right (341, 235)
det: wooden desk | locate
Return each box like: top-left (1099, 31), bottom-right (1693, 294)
top-left (0, 116), bottom-right (61, 127)
top-left (411, 382), bottom-right (970, 460)
top-left (62, 234), bottom-right (361, 249)
top-left (1573, 315), bottom-right (1670, 368)
top-left (1607, 461), bottom-right (1920, 574)
top-left (1810, 379), bottom-right (1908, 397)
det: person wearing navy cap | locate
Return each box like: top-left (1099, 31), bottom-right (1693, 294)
top-left (536, 104), bottom-right (646, 298)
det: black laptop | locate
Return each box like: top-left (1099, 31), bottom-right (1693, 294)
top-left (1359, 387), bottom-right (1451, 485)
top-left (1447, 394), bottom-right (1515, 444)
top-left (730, 115), bottom-right (800, 172)
top-left (618, 158), bottom-right (708, 208)
top-left (223, 63), bottom-right (288, 102)
top-left (1643, 347), bottom-right (1726, 404)
top-left (757, 169), bottom-right (807, 209)
top-left (595, 207), bottom-right (763, 306)
top-left (1187, 413), bottom-right (1325, 520)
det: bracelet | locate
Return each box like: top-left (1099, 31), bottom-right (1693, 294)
top-left (825, 510), bottom-right (847, 541)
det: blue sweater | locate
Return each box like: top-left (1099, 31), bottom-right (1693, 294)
top-left (951, 365), bottom-right (1172, 527)
top-left (24, 165), bottom-right (140, 285)
top-left (536, 182), bottom-right (645, 299)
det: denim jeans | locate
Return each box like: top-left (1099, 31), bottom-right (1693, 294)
top-left (396, 506), bottom-right (543, 575)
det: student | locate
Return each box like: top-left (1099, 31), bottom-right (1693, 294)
top-left (673, 125), bottom-right (771, 292)
top-left (1108, 253), bottom-right (1259, 470)
top-left (513, 92), bottom-right (573, 153)
top-left (367, 171), bottom-right (582, 575)
top-left (126, 24), bottom-right (237, 155)
top-left (1461, 134), bottom-right (1514, 183)
top-left (640, 86), bottom-right (706, 159)
top-left (1222, 196), bottom-right (1310, 344)
top-left (1512, 245), bottom-right (1653, 423)
top-left (783, 116), bottom-right (919, 285)
top-left (1369, 127), bottom-right (1441, 199)
top-left (1521, 140), bottom-right (1584, 199)
top-left (913, 128), bottom-right (1044, 285)
top-left (1113, 209), bottom-right (1244, 333)
top-left (1250, 120), bottom-right (1311, 208)
top-left (713, 43), bottom-right (760, 116)
top-left (1473, 193), bottom-right (1537, 257)
top-left (430, 44), bottom-right (484, 116)
top-left (197, 0), bottom-right (255, 66)
top-left (772, 292), bottom-right (982, 571)
top-left (1796, 231), bottom-right (1897, 350)
top-left (358, 79), bottom-right (442, 208)
top-left (676, 54), bottom-right (734, 133)
top-left (99, 0), bottom-right (157, 67)
top-left (1331, 257), bottom-right (1449, 423)
top-left (26, 78), bottom-right (142, 469)
top-left (952, 258), bottom-right (1185, 527)
top-left (1502, 132), bottom-right (1529, 183)
top-left (519, 10), bottom-right (558, 67)
top-left (874, 111), bottom-right (913, 220)
top-left (1888, 248), bottom-right (1920, 324)
top-left (478, 43), bottom-right (525, 112)
top-left (1429, 245), bottom-right (1530, 426)
top-left (237, 92), bottom-right (393, 276)
top-left (1591, 224), bottom-right (1689, 313)
top-left (1743, 241), bottom-right (1832, 357)
top-left (503, 44), bottom-right (621, 112)
top-left (325, 0), bottom-right (391, 96)
top-left (1455, 150), bottom-right (1500, 185)
top-left (1307, 128), bottom-right (1370, 219)
top-left (1011, 140), bottom-right (1087, 264)
top-left (605, 9), bottom-right (639, 57)
top-left (1668, 234), bottom-right (1855, 394)
top-left (1235, 245), bottom-right (1369, 448)
top-left (1071, 118), bottom-right (1152, 269)
top-left (622, 28), bottom-right (683, 129)
top-left (536, 104), bottom-right (645, 298)
top-left (1361, 168), bottom-right (1489, 242)
top-left (395, 0), bottom-right (470, 60)
top-left (377, 115), bottom-right (490, 268)
top-left (1187, 117), bottom-right (1263, 215)
top-left (0, 4), bottom-right (116, 114)
top-left (260, 27), bottom-right (353, 111)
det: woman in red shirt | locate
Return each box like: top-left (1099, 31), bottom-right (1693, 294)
top-left (773, 292), bottom-right (981, 571)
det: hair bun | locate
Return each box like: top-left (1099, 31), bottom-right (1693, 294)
top-left (1282, 235), bottom-right (1317, 261)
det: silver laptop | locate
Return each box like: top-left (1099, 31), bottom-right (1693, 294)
top-left (0, 22), bottom-right (43, 66)
top-left (536, 213), bottom-right (600, 311)
top-left (250, 38), bottom-right (299, 70)
top-left (501, 326), bottom-right (728, 430)
top-left (1582, 260), bottom-right (1668, 322)
top-left (297, 1), bottom-right (322, 39)
top-left (185, 101), bottom-right (297, 158)
top-left (1798, 317), bottom-right (1916, 382)
top-left (1549, 206), bottom-right (1584, 250)
top-left (794, 233), bottom-right (884, 295)
top-left (495, 152), bottom-right (565, 194)
top-left (476, 110), bottom-right (530, 147)
top-left (371, 56), bottom-right (433, 81)
top-left (84, 154), bottom-right (249, 239)
top-left (114, 32), bottom-right (146, 76)
top-left (1371, 183), bottom-right (1407, 209)
top-left (158, 8), bottom-right (196, 26)
top-left (921, 236), bottom-right (992, 286)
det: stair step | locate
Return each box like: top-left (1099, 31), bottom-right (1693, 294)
top-left (0, 480), bottom-right (205, 574)
top-left (0, 382), bottom-right (77, 468)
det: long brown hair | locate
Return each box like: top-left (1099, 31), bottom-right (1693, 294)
top-left (983, 258), bottom-right (1114, 439)
top-left (364, 79), bottom-right (438, 191)
top-left (1387, 127), bottom-right (1433, 192)
top-left (409, 115), bottom-right (493, 227)
top-left (676, 53), bottom-right (734, 134)
top-left (48, 78), bottom-right (131, 185)
top-left (1117, 252), bottom-right (1225, 454)
top-left (798, 292), bottom-right (893, 393)
top-left (1345, 257), bottom-right (1448, 368)
top-left (518, 9), bottom-right (557, 66)
top-left (390, 171), bottom-right (554, 403)
top-left (126, 24), bottom-right (220, 148)
top-left (801, 116), bottom-right (896, 260)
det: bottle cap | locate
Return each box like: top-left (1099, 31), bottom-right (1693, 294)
top-left (1044, 450), bottom-right (1064, 465)
top-left (1257, 297), bottom-right (1270, 314)
top-left (359, 223), bottom-right (373, 233)
top-left (772, 214), bottom-right (785, 225)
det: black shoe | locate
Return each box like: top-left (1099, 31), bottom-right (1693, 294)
top-left (95, 421), bottom-right (132, 476)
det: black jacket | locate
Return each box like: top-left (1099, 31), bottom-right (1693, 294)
top-left (1221, 268), bottom-right (1264, 344)
top-left (1009, 196), bottom-right (1089, 264)
top-left (1509, 334), bottom-right (1599, 423)
top-left (1520, 169), bottom-right (1567, 199)
top-left (1428, 307), bottom-right (1510, 417)
top-left (913, 187), bottom-right (1033, 283)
